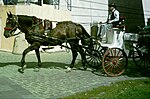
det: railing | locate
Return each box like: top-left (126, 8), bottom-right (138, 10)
top-left (2, 0), bottom-right (72, 11)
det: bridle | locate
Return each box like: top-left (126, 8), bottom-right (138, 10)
top-left (4, 15), bottom-right (21, 36)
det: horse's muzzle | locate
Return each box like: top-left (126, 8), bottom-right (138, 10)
top-left (4, 31), bottom-right (11, 38)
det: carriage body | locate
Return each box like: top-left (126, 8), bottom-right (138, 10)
top-left (89, 21), bottom-right (150, 76)
top-left (88, 18), bottom-right (128, 76)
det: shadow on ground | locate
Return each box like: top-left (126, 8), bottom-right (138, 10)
top-left (0, 60), bottom-right (149, 77)
top-left (0, 61), bottom-right (69, 69)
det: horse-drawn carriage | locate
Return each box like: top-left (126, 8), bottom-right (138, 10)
top-left (90, 16), bottom-right (150, 76)
top-left (4, 12), bottom-right (150, 76)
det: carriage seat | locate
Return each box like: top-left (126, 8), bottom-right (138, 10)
top-left (112, 16), bottom-right (125, 30)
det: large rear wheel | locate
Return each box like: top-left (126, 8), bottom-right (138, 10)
top-left (102, 48), bottom-right (128, 77)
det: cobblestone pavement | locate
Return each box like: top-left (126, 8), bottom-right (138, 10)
top-left (0, 50), bottom-right (148, 99)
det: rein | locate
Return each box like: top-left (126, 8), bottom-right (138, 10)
top-left (4, 27), bottom-right (13, 30)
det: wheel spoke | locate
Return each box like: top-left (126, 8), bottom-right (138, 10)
top-left (95, 58), bottom-right (101, 66)
top-left (116, 49), bottom-right (121, 57)
top-left (110, 49), bottom-right (113, 56)
top-left (113, 48), bottom-right (116, 56)
top-left (105, 64), bottom-right (113, 72)
top-left (117, 64), bottom-right (124, 73)
top-left (85, 49), bottom-right (102, 67)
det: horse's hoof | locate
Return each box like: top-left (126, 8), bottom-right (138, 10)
top-left (65, 67), bottom-right (72, 73)
top-left (34, 67), bottom-right (40, 72)
top-left (23, 65), bottom-right (27, 69)
top-left (18, 68), bottom-right (24, 73)
top-left (65, 66), bottom-right (69, 69)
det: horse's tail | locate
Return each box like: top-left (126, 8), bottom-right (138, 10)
top-left (80, 24), bottom-right (91, 38)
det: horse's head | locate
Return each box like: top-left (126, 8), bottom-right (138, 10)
top-left (4, 12), bottom-right (18, 38)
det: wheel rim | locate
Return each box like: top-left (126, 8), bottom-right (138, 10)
top-left (102, 48), bottom-right (128, 77)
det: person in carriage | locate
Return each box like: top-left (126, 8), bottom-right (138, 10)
top-left (99, 3), bottom-right (120, 44)
top-left (107, 3), bottom-right (120, 26)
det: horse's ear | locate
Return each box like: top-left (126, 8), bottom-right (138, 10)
top-left (8, 11), bottom-right (13, 17)
top-left (7, 12), bottom-right (10, 16)
top-left (7, 11), bottom-right (13, 17)
top-left (9, 11), bottom-right (12, 15)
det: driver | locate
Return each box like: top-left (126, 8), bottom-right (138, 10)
top-left (107, 3), bottom-right (120, 26)
top-left (99, 3), bottom-right (120, 43)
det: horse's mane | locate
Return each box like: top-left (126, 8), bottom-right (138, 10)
top-left (17, 15), bottom-right (45, 33)
top-left (17, 15), bottom-right (39, 27)
top-left (57, 21), bottom-right (77, 26)
top-left (57, 21), bottom-right (72, 24)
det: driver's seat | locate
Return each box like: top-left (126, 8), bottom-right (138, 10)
top-left (113, 16), bottom-right (125, 31)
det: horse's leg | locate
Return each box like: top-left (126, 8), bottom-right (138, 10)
top-left (65, 43), bottom-right (78, 72)
top-left (70, 49), bottom-right (78, 68)
top-left (77, 45), bottom-right (87, 70)
top-left (18, 42), bottom-right (40, 73)
top-left (34, 48), bottom-right (41, 72)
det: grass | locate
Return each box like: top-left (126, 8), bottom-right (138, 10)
top-left (60, 78), bottom-right (150, 99)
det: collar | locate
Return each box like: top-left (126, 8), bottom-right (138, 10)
top-left (112, 8), bottom-right (116, 12)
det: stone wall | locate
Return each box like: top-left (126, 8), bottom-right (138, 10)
top-left (0, 5), bottom-right (16, 52)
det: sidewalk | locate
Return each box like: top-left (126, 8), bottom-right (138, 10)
top-left (0, 50), bottom-right (147, 99)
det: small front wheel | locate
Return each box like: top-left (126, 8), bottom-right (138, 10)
top-left (84, 49), bottom-right (102, 68)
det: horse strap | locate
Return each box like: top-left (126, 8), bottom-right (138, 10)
top-left (65, 37), bottom-right (80, 41)
top-left (28, 21), bottom-right (43, 31)
top-left (29, 32), bottom-right (46, 38)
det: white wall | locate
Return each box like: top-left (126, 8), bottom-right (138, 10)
top-left (142, 0), bottom-right (150, 25)
top-left (0, 19), bottom-right (1, 48)
top-left (71, 0), bottom-right (108, 33)
top-left (0, 0), bottom-right (4, 5)
top-left (16, 4), bottom-right (71, 21)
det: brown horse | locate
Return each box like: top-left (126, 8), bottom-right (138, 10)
top-left (4, 12), bottom-right (91, 73)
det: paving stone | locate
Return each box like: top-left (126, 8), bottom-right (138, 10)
top-left (0, 85), bottom-right (13, 91)
top-left (0, 51), bottom-right (148, 99)
top-left (0, 76), bottom-right (37, 98)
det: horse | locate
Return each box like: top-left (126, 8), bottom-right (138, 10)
top-left (4, 12), bottom-right (91, 73)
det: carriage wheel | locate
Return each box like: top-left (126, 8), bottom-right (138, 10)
top-left (85, 49), bottom-right (102, 68)
top-left (102, 48), bottom-right (128, 77)
top-left (133, 46), bottom-right (150, 69)
top-left (84, 41), bottom-right (103, 68)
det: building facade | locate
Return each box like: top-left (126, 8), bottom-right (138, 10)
top-left (0, 0), bottom-right (150, 52)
